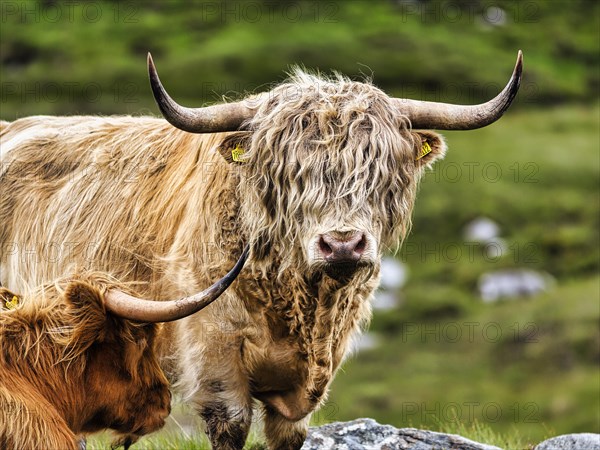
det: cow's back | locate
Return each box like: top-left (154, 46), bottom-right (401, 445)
top-left (0, 116), bottom-right (226, 293)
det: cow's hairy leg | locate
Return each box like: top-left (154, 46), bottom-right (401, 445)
top-left (200, 402), bottom-right (251, 450)
top-left (263, 407), bottom-right (310, 450)
top-left (188, 357), bottom-right (253, 449)
top-left (174, 320), bottom-right (253, 449)
top-left (195, 392), bottom-right (252, 450)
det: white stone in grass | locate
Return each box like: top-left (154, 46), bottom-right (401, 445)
top-left (303, 418), bottom-right (502, 450)
top-left (535, 433), bottom-right (600, 450)
top-left (379, 257), bottom-right (407, 290)
top-left (478, 269), bottom-right (554, 303)
top-left (463, 217), bottom-right (501, 243)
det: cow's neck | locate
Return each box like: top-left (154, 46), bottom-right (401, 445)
top-left (238, 264), bottom-right (377, 408)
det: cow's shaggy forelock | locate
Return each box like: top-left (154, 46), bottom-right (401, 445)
top-left (240, 70), bottom-right (420, 270)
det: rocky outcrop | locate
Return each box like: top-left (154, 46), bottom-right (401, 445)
top-left (302, 418), bottom-right (502, 450)
top-left (302, 418), bottom-right (600, 450)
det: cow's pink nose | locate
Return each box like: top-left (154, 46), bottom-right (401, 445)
top-left (318, 232), bottom-right (366, 264)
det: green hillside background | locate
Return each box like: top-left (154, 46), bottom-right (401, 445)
top-left (1, 1), bottom-right (598, 448)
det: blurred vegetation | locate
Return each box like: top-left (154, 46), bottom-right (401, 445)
top-left (1, 0), bottom-right (599, 117)
top-left (2, 0), bottom-right (599, 448)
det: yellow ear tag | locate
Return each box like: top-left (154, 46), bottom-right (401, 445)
top-left (231, 145), bottom-right (245, 163)
top-left (416, 141), bottom-right (432, 161)
top-left (5, 296), bottom-right (19, 310)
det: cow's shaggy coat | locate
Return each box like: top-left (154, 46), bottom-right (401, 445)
top-left (0, 71), bottom-right (446, 449)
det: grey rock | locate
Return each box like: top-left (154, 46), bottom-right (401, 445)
top-left (372, 290), bottom-right (400, 311)
top-left (478, 269), bottom-right (554, 303)
top-left (481, 7), bottom-right (507, 27)
top-left (350, 332), bottom-right (380, 353)
top-left (535, 433), bottom-right (600, 450)
top-left (380, 257), bottom-right (408, 290)
top-left (463, 217), bottom-right (501, 243)
top-left (482, 237), bottom-right (507, 260)
top-left (302, 418), bottom-right (502, 450)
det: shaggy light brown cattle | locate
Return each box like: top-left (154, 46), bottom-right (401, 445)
top-left (0, 52), bottom-right (522, 449)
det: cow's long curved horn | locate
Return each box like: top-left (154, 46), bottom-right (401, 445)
top-left (395, 51), bottom-right (523, 130)
top-left (148, 53), bottom-right (258, 133)
top-left (104, 246), bottom-right (248, 322)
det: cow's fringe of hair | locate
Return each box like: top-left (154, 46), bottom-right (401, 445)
top-left (240, 68), bottom-right (421, 273)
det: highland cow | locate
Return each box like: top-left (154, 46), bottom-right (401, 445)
top-left (0, 51), bottom-right (522, 449)
top-left (0, 258), bottom-right (246, 449)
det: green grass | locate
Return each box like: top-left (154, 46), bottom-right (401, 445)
top-left (438, 420), bottom-right (536, 450)
top-left (329, 276), bottom-right (599, 444)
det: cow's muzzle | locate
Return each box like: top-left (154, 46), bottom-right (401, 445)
top-left (313, 231), bottom-right (374, 281)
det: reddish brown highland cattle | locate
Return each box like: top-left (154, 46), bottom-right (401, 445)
top-left (0, 276), bottom-right (170, 449)
top-left (0, 52), bottom-right (522, 449)
top-left (0, 257), bottom-right (246, 449)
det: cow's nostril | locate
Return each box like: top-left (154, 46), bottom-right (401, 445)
top-left (354, 234), bottom-right (367, 255)
top-left (318, 237), bottom-right (333, 257)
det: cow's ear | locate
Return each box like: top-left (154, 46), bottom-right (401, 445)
top-left (64, 281), bottom-right (107, 346)
top-left (216, 131), bottom-right (252, 164)
top-left (412, 131), bottom-right (447, 168)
